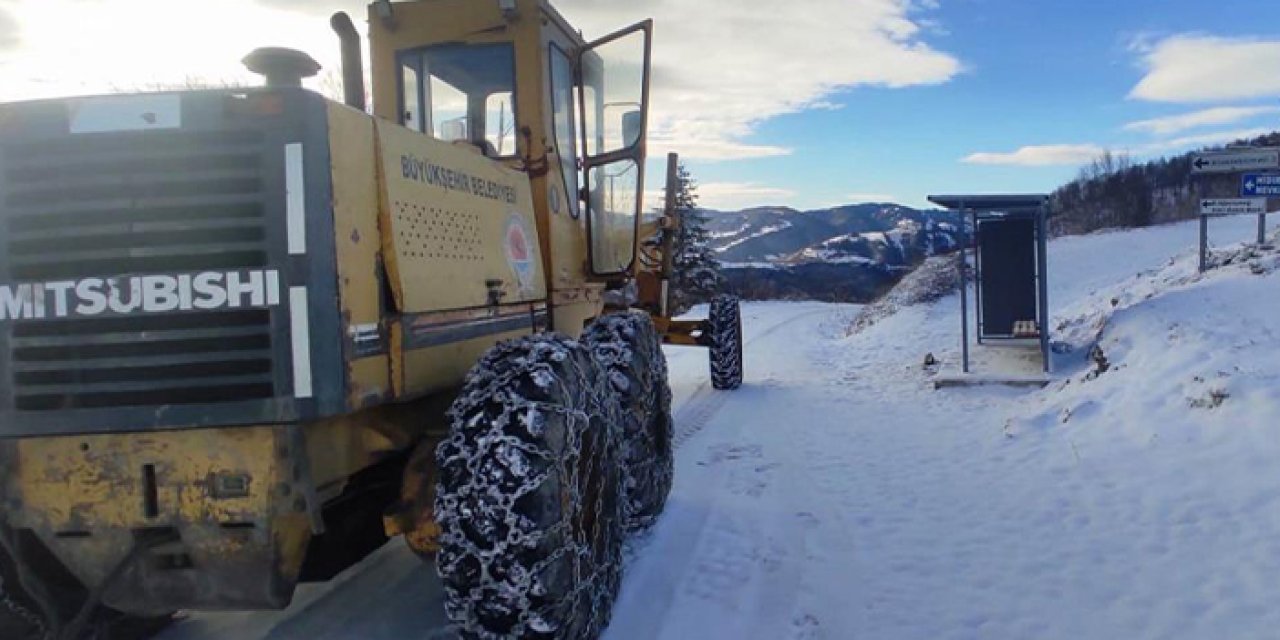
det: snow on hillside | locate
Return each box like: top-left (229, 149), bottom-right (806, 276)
top-left (715, 220), bottom-right (793, 253)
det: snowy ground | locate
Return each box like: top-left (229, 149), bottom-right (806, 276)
top-left (165, 215), bottom-right (1279, 639)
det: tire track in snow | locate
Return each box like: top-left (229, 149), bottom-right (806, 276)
top-left (670, 307), bottom-right (836, 450)
top-left (610, 305), bottom-right (851, 640)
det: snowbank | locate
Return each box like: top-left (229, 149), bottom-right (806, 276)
top-left (847, 254), bottom-right (959, 334)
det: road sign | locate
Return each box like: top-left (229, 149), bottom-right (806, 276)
top-left (1200, 198), bottom-right (1266, 216)
top-left (1241, 173), bottom-right (1280, 197)
top-left (1191, 149), bottom-right (1280, 174)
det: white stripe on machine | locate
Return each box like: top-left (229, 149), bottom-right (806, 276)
top-left (289, 286), bottom-right (314, 399)
top-left (286, 143), bottom-right (307, 255)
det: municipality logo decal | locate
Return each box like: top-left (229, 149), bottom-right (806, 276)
top-left (504, 214), bottom-right (536, 294)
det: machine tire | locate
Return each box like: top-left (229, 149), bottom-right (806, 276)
top-left (0, 546), bottom-right (46, 640)
top-left (435, 334), bottom-right (625, 640)
top-left (1, 530), bottom-right (173, 640)
top-left (583, 311), bottom-right (674, 530)
top-left (708, 295), bottom-right (744, 390)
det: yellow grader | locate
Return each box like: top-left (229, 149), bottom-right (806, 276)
top-left (0, 1), bottom-right (744, 638)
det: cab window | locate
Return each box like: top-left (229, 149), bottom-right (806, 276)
top-left (398, 43), bottom-right (517, 157)
top-left (549, 44), bottom-right (579, 218)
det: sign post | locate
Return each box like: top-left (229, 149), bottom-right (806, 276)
top-left (1201, 198), bottom-right (1266, 216)
top-left (1199, 198), bottom-right (1269, 272)
top-left (1240, 174), bottom-right (1277, 244)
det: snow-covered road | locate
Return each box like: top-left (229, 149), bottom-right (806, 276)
top-left (164, 215), bottom-right (1280, 639)
top-left (609, 215), bottom-right (1280, 640)
top-left (158, 303), bottom-right (846, 640)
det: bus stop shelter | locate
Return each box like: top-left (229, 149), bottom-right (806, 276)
top-left (927, 194), bottom-right (1051, 386)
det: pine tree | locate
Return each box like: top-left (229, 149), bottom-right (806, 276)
top-left (667, 163), bottom-right (723, 314)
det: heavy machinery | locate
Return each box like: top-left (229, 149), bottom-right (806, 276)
top-left (0, 0), bottom-right (745, 638)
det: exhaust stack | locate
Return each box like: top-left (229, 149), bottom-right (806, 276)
top-left (330, 12), bottom-right (368, 111)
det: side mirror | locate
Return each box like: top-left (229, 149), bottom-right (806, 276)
top-left (621, 110), bottom-right (642, 149)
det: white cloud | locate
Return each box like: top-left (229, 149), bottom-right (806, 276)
top-left (0, 0), bottom-right (958, 162)
top-left (1130, 35), bottom-right (1280, 103)
top-left (960, 127), bottom-right (1275, 171)
top-left (1123, 106), bottom-right (1280, 136)
top-left (1138, 127), bottom-right (1274, 154)
top-left (961, 144), bottom-right (1105, 167)
top-left (0, 4), bottom-right (17, 50)
top-left (846, 192), bottom-right (898, 203)
top-left (694, 182), bottom-right (796, 210)
top-left (0, 0), bottom-right (340, 101)
top-left (256, 0), bottom-right (961, 161)
top-left (650, 138), bottom-right (791, 164)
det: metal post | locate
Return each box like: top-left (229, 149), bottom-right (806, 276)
top-left (959, 203), bottom-right (970, 374)
top-left (659, 153), bottom-right (679, 318)
top-left (1199, 214), bottom-right (1208, 272)
top-left (1037, 206), bottom-right (1051, 373)
top-left (1260, 212), bottom-right (1268, 245)
top-left (973, 214), bottom-right (983, 345)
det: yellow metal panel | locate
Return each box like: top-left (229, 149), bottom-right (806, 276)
top-left (301, 411), bottom-right (414, 491)
top-left (552, 298), bottom-right (604, 340)
top-left (326, 102), bottom-right (393, 408)
top-left (402, 328), bottom-right (532, 394)
top-left (367, 0), bottom-right (598, 312)
top-left (12, 428), bottom-right (280, 532)
top-left (376, 121), bottom-right (546, 312)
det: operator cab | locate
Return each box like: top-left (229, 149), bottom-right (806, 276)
top-left (398, 43), bottom-right (517, 158)
top-left (367, 0), bottom-right (652, 278)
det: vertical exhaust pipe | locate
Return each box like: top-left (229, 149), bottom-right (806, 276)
top-left (330, 12), bottom-right (367, 111)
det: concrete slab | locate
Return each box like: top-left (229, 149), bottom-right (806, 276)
top-left (933, 340), bottom-right (1051, 389)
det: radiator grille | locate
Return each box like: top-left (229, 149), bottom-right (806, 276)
top-left (2, 129), bottom-right (278, 410)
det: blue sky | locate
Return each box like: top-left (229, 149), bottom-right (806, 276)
top-left (1, 0), bottom-right (1279, 212)
top-left (680, 0), bottom-right (1280, 210)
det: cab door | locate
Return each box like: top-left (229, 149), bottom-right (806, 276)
top-left (577, 21), bottom-right (653, 278)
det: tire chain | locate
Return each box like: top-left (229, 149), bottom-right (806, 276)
top-left (435, 336), bottom-right (623, 639)
top-left (0, 573), bottom-right (50, 640)
top-left (582, 312), bottom-right (673, 530)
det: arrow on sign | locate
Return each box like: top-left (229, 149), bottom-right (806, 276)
top-left (1191, 149), bottom-right (1280, 174)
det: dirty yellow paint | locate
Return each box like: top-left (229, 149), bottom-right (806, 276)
top-left (401, 327), bottom-right (533, 395)
top-left (327, 101), bottom-right (393, 408)
top-left (13, 427), bottom-right (279, 532)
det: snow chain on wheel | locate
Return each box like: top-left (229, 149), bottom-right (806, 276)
top-left (583, 311), bottom-right (674, 531)
top-left (0, 576), bottom-right (47, 640)
top-left (0, 526), bottom-right (50, 640)
top-left (435, 334), bottom-right (625, 639)
top-left (708, 295), bottom-right (744, 390)
top-left (1, 525), bottom-right (174, 640)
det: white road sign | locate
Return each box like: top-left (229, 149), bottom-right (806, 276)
top-left (1191, 149), bottom-right (1280, 174)
top-left (1200, 198), bottom-right (1266, 216)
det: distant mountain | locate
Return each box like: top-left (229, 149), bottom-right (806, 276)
top-left (706, 203), bottom-right (959, 264)
top-left (704, 203), bottom-right (963, 302)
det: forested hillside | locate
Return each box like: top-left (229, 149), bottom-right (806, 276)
top-left (1050, 132), bottom-right (1280, 235)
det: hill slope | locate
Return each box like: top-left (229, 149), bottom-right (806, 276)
top-left (703, 203), bottom-right (961, 302)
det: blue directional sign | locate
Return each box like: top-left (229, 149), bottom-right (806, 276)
top-left (1241, 173), bottom-right (1280, 197)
